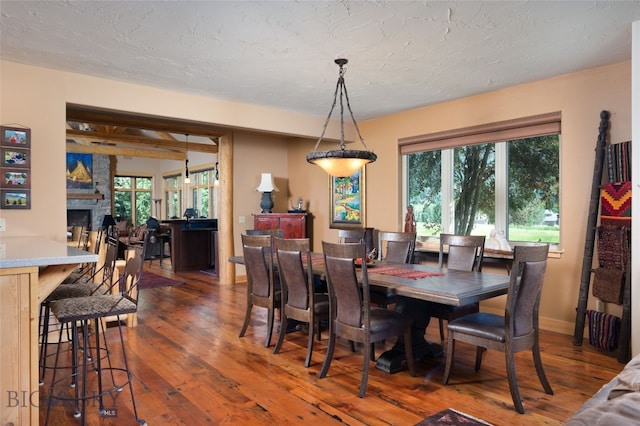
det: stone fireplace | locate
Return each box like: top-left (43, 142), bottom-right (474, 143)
top-left (66, 154), bottom-right (112, 230)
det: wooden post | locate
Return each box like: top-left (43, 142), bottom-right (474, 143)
top-left (218, 132), bottom-right (235, 285)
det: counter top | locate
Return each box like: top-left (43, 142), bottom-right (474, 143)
top-left (0, 236), bottom-right (98, 268)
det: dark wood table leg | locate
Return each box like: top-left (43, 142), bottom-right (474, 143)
top-left (375, 296), bottom-right (443, 374)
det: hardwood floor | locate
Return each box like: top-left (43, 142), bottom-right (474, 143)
top-left (40, 261), bottom-right (625, 425)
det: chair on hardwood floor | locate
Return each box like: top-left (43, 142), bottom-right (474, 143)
top-left (377, 231), bottom-right (416, 264)
top-left (246, 229), bottom-right (285, 238)
top-left (273, 237), bottom-right (329, 367)
top-left (429, 233), bottom-right (486, 341)
top-left (372, 231), bottom-right (417, 308)
top-left (39, 229), bottom-right (119, 385)
top-left (45, 244), bottom-right (146, 425)
top-left (337, 228), bottom-right (365, 243)
top-left (319, 241), bottom-right (416, 397)
top-left (442, 244), bottom-right (553, 414)
top-left (239, 233), bottom-right (282, 348)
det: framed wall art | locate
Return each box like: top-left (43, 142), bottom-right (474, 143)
top-left (2, 147), bottom-right (30, 169)
top-left (2, 169), bottom-right (30, 189)
top-left (66, 152), bottom-right (93, 189)
top-left (1, 126), bottom-right (30, 148)
top-left (1, 189), bottom-right (31, 209)
top-left (1, 125), bottom-right (31, 209)
top-left (329, 167), bottom-right (366, 229)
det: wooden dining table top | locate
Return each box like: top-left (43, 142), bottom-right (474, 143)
top-left (229, 254), bottom-right (510, 307)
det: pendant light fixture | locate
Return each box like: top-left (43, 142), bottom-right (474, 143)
top-left (307, 58), bottom-right (377, 177)
top-left (184, 133), bottom-right (191, 184)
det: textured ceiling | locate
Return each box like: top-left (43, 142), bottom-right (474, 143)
top-left (1, 1), bottom-right (640, 120)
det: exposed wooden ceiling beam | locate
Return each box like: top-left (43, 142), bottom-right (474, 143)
top-left (67, 103), bottom-right (228, 137)
top-left (66, 140), bottom-right (188, 160)
top-left (66, 129), bottom-right (218, 154)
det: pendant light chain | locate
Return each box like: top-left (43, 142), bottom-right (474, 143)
top-left (184, 133), bottom-right (190, 183)
top-left (306, 58), bottom-right (376, 177)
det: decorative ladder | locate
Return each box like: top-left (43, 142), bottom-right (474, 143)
top-left (573, 110), bottom-right (631, 363)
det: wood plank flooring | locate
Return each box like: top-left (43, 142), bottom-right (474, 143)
top-left (39, 261), bottom-right (625, 425)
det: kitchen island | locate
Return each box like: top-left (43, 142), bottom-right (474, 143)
top-left (0, 236), bottom-right (98, 426)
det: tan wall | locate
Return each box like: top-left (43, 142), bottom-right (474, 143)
top-left (231, 131), bottom-right (290, 261)
top-left (288, 61), bottom-right (633, 338)
top-left (0, 61), bottom-right (330, 241)
top-left (1, 59), bottom-right (634, 345)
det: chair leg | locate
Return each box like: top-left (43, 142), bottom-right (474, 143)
top-left (238, 302), bottom-right (253, 338)
top-left (505, 350), bottom-right (525, 414)
top-left (115, 317), bottom-right (146, 424)
top-left (273, 315), bottom-right (287, 354)
top-left (532, 341), bottom-right (554, 395)
top-left (265, 306), bottom-right (275, 348)
top-left (39, 303), bottom-right (50, 385)
top-left (442, 333), bottom-right (456, 384)
top-left (319, 324), bottom-right (336, 378)
top-left (360, 341), bottom-right (371, 397)
top-left (304, 320), bottom-right (315, 368)
top-left (474, 346), bottom-right (484, 371)
top-left (439, 318), bottom-right (445, 341)
top-left (45, 325), bottom-right (71, 425)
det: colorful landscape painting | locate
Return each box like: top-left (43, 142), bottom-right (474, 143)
top-left (331, 168), bottom-right (364, 228)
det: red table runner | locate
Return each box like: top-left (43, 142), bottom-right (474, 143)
top-left (303, 254), bottom-right (443, 280)
top-left (369, 265), bottom-right (444, 280)
top-left (298, 253), bottom-right (325, 264)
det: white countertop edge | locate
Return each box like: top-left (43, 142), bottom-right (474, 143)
top-left (0, 236), bottom-right (98, 269)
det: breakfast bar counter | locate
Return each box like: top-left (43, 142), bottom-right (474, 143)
top-left (0, 236), bottom-right (98, 426)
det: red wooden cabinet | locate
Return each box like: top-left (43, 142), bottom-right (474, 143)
top-left (253, 213), bottom-right (308, 239)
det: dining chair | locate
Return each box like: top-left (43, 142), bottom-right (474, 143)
top-left (239, 233), bottom-right (282, 347)
top-left (442, 244), bottom-right (553, 414)
top-left (273, 237), bottom-right (329, 367)
top-left (430, 233), bottom-right (486, 340)
top-left (372, 231), bottom-right (417, 308)
top-left (45, 244), bottom-right (146, 425)
top-left (246, 228), bottom-right (285, 238)
top-left (319, 241), bottom-right (416, 397)
top-left (377, 231), bottom-right (416, 264)
top-left (337, 228), bottom-right (365, 243)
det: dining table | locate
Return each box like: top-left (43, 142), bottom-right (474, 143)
top-left (228, 253), bottom-right (511, 373)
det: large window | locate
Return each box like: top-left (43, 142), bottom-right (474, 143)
top-left (189, 167), bottom-right (217, 218)
top-left (163, 174), bottom-right (182, 219)
top-left (114, 175), bottom-right (153, 226)
top-left (402, 113), bottom-right (560, 244)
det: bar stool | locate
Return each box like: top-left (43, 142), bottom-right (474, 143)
top-left (39, 230), bottom-right (118, 385)
top-left (45, 244), bottom-right (146, 425)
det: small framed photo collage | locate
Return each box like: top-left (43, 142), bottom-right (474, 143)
top-left (1, 126), bottom-right (31, 209)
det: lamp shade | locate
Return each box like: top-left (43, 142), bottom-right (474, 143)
top-left (183, 208), bottom-right (197, 219)
top-left (307, 150), bottom-right (376, 177)
top-left (255, 173), bottom-right (279, 192)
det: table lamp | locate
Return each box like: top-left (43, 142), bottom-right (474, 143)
top-left (256, 173), bottom-right (279, 213)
